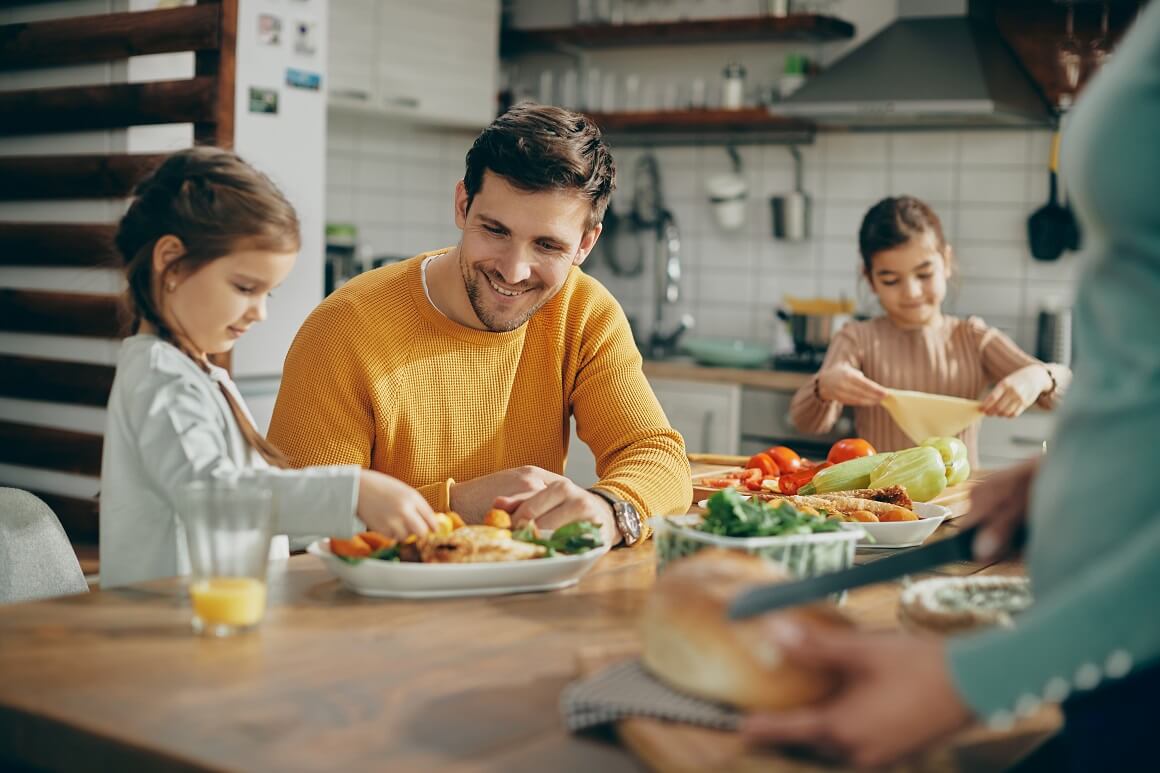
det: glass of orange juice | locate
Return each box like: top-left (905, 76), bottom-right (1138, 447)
top-left (178, 478), bottom-right (274, 637)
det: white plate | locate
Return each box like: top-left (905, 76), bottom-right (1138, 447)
top-left (695, 496), bottom-right (953, 549)
top-left (844, 502), bottom-right (952, 549)
top-left (306, 538), bottom-right (611, 598)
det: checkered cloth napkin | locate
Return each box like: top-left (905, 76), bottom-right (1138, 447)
top-left (560, 658), bottom-right (742, 732)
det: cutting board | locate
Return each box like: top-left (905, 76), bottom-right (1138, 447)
top-left (576, 647), bottom-right (1058, 773)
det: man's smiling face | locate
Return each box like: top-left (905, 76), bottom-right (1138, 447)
top-left (454, 171), bottom-right (600, 332)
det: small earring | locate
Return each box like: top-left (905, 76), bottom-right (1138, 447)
top-left (166, 282), bottom-right (176, 291)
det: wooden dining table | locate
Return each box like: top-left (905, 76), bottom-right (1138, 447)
top-left (0, 472), bottom-right (1057, 772)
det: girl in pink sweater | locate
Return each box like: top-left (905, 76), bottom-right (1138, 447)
top-left (789, 196), bottom-right (1071, 466)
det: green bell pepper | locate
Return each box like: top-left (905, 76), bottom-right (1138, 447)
top-left (869, 446), bottom-right (948, 502)
top-left (920, 436), bottom-right (971, 486)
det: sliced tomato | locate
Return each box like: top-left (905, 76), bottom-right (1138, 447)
top-left (746, 452), bottom-right (779, 478)
top-left (827, 438), bottom-right (877, 465)
top-left (702, 478), bottom-right (742, 489)
top-left (777, 461), bottom-right (832, 495)
top-left (765, 445), bottom-right (803, 474)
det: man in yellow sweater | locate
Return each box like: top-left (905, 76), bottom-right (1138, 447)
top-left (268, 104), bottom-right (691, 548)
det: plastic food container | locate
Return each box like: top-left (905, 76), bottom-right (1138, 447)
top-left (651, 514), bottom-right (864, 580)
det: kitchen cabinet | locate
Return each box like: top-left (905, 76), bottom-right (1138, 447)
top-left (650, 378), bottom-right (741, 456)
top-left (978, 411), bottom-right (1056, 470)
top-left (328, 0), bottom-right (499, 129)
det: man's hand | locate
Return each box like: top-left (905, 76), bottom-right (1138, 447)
top-left (449, 466), bottom-right (566, 522)
top-left (980, 364), bottom-right (1052, 417)
top-left (816, 363), bottom-right (889, 406)
top-left (493, 480), bottom-right (619, 547)
top-left (741, 620), bottom-right (973, 769)
top-left (962, 456), bottom-right (1039, 561)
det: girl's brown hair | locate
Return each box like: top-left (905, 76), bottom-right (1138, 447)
top-left (858, 195), bottom-right (949, 276)
top-left (115, 146), bottom-right (300, 467)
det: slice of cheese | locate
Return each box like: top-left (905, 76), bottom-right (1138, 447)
top-left (882, 389), bottom-right (982, 444)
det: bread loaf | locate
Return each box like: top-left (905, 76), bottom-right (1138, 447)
top-left (641, 549), bottom-right (852, 711)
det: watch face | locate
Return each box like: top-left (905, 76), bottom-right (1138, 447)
top-left (616, 502), bottom-right (642, 543)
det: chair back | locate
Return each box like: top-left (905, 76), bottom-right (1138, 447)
top-left (0, 488), bottom-right (88, 604)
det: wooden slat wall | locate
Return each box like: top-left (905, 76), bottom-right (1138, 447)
top-left (0, 77), bottom-right (218, 136)
top-left (0, 289), bottom-right (123, 338)
top-left (0, 355), bottom-right (116, 407)
top-left (0, 223), bottom-right (119, 267)
top-left (0, 155), bottom-right (165, 201)
top-left (0, 5), bottom-right (221, 70)
top-left (0, 421), bottom-right (103, 477)
top-left (0, 1), bottom-right (237, 557)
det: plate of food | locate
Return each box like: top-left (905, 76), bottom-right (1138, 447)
top-left (695, 486), bottom-right (951, 549)
top-left (308, 511), bottom-right (610, 598)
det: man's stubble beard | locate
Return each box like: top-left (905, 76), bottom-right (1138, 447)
top-left (460, 254), bottom-right (553, 333)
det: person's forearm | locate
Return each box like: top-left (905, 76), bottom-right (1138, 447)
top-left (594, 427), bottom-right (692, 520)
top-left (948, 513), bottom-right (1160, 723)
top-left (790, 374), bottom-right (843, 434)
top-left (1036, 363), bottom-right (1072, 410)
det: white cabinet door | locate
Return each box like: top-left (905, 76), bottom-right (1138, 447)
top-left (363, 0), bottom-right (498, 128)
top-left (649, 378), bottom-right (741, 456)
top-left (978, 411), bottom-right (1056, 469)
top-left (328, 0), bottom-right (378, 104)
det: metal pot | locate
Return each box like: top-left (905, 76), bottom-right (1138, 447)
top-left (777, 309), bottom-right (842, 353)
top-left (770, 145), bottom-right (810, 241)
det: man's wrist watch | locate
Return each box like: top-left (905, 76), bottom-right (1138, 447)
top-left (588, 487), bottom-right (643, 546)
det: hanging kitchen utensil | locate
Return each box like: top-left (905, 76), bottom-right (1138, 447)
top-left (1027, 130), bottom-right (1077, 261)
top-left (770, 145), bottom-right (810, 241)
top-left (705, 144), bottom-right (749, 231)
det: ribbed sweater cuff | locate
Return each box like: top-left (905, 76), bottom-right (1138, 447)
top-left (416, 479), bottom-right (454, 513)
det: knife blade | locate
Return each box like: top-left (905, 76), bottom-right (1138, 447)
top-left (727, 526), bottom-right (979, 620)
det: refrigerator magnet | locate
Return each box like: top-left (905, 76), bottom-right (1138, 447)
top-left (285, 68), bottom-right (322, 91)
top-left (258, 14), bottom-right (282, 46)
top-left (294, 20), bottom-right (318, 56)
top-left (248, 87), bottom-right (279, 115)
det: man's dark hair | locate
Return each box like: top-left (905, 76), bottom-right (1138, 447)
top-left (463, 103), bottom-right (616, 231)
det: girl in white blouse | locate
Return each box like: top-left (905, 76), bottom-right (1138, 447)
top-left (99, 148), bottom-right (436, 587)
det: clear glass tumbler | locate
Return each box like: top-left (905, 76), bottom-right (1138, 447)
top-left (178, 478), bottom-right (274, 637)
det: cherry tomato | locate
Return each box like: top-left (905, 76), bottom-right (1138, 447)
top-left (826, 438), bottom-right (877, 465)
top-left (746, 452), bottom-right (779, 478)
top-left (765, 445), bottom-right (803, 474)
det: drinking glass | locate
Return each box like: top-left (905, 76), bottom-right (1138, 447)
top-left (178, 478), bottom-right (274, 637)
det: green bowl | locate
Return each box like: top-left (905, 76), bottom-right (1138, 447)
top-left (680, 337), bottom-right (770, 369)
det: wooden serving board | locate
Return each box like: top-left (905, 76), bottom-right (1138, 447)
top-left (576, 647), bottom-right (1058, 773)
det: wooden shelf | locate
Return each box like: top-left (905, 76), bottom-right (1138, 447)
top-left (501, 14), bottom-right (855, 55)
top-left (583, 108), bottom-right (813, 143)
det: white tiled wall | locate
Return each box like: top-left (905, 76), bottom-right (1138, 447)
top-left (327, 123), bottom-right (1081, 358)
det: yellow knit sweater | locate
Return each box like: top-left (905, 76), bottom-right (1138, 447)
top-left (268, 252), bottom-right (691, 528)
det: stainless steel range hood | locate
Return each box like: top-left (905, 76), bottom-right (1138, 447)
top-left (776, 5), bottom-right (1052, 129)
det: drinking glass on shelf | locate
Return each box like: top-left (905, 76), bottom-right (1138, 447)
top-left (178, 478), bottom-right (274, 637)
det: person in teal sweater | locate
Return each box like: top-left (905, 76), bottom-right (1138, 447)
top-left (741, 4), bottom-right (1160, 769)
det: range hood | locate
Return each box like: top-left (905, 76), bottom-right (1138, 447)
top-left (776, 7), bottom-right (1053, 129)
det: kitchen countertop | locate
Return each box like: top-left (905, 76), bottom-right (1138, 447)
top-left (642, 358), bottom-right (812, 392)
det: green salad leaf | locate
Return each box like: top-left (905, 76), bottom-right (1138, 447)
top-left (514, 519), bottom-right (604, 556)
top-left (700, 488), bottom-right (841, 538)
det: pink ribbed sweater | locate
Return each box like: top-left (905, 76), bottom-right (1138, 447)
top-left (790, 316), bottom-right (1067, 467)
